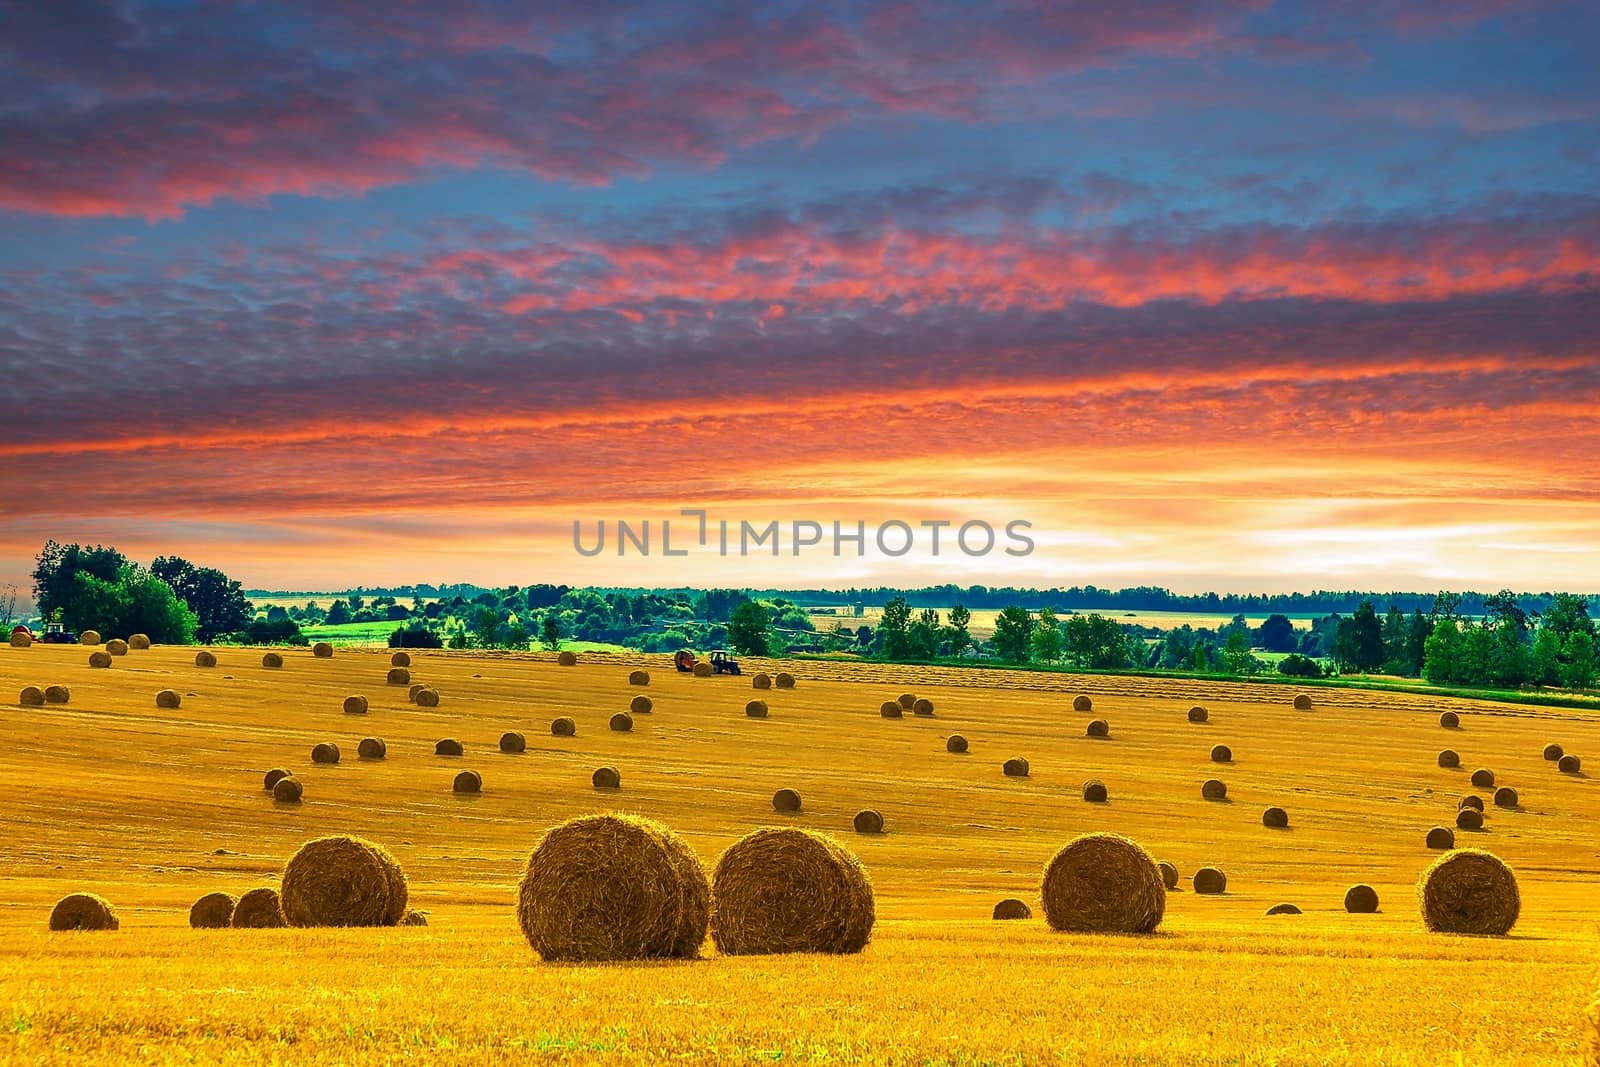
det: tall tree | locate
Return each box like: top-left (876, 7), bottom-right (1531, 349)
top-left (945, 604), bottom-right (972, 658)
top-left (153, 556), bottom-right (252, 642)
top-left (32, 541), bottom-right (128, 621)
top-left (1030, 607), bottom-right (1063, 664)
top-left (877, 597), bottom-right (912, 660)
top-left (727, 600), bottom-right (772, 657)
top-left (1256, 613), bottom-right (1298, 653)
top-left (990, 606), bottom-right (1034, 663)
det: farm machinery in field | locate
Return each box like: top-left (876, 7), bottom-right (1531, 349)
top-left (673, 649), bottom-right (742, 675)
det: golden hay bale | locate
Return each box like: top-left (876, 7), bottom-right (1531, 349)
top-left (106, 638), bottom-right (128, 655)
top-left (1073, 695), bottom-right (1093, 712)
top-left (189, 891), bottom-right (238, 929)
top-left (1266, 903), bottom-right (1302, 916)
top-left (194, 650), bottom-right (216, 667)
top-left (1202, 778), bottom-right (1227, 800)
top-left (1040, 832), bottom-right (1165, 934)
top-left (752, 672), bottom-right (772, 690)
top-left (557, 651), bottom-right (578, 667)
top-left (711, 827), bottom-right (874, 955)
top-left (775, 672), bottom-right (796, 689)
top-left (1459, 795), bottom-right (1484, 812)
top-left (692, 661), bottom-right (713, 677)
top-left (312, 642), bottom-right (333, 658)
top-left (593, 766), bottom-right (621, 789)
top-left (993, 898), bottom-right (1032, 920)
top-left (1544, 743), bottom-right (1564, 761)
top-left (521, 814), bottom-right (710, 961)
top-left (261, 652), bottom-right (283, 669)
top-left (853, 809), bottom-right (884, 834)
top-left (897, 692), bottom-right (917, 710)
top-left (415, 688), bottom-right (440, 708)
top-left (499, 731), bottom-right (526, 754)
top-left (1427, 826), bottom-right (1455, 850)
top-left (879, 701), bottom-right (903, 718)
top-left (1456, 807), bottom-right (1484, 831)
top-left (609, 711), bottom-right (634, 732)
top-left (1085, 718), bottom-right (1109, 738)
top-left (358, 737), bottom-right (386, 760)
top-left (391, 651), bottom-right (411, 667)
top-left (1560, 754), bottom-right (1582, 773)
top-left (1211, 744), bottom-right (1232, 763)
top-left (1438, 749), bottom-right (1460, 768)
top-left (281, 834), bottom-right (407, 927)
top-left (912, 697), bottom-right (935, 716)
top-left (1193, 867), bottom-right (1227, 894)
top-left (772, 787), bottom-right (802, 813)
top-left (1262, 806), bottom-right (1289, 828)
top-left (1187, 705), bottom-right (1208, 723)
top-left (231, 887), bottom-right (286, 928)
top-left (19, 685), bottom-right (44, 706)
top-left (310, 742), bottom-right (340, 764)
top-left (400, 909), bottom-right (428, 926)
top-left (1082, 779), bottom-right (1108, 803)
top-left (273, 777), bottom-right (303, 803)
top-left (49, 892), bottom-right (118, 931)
top-left (1344, 883), bottom-right (1379, 913)
top-left (1470, 768), bottom-right (1495, 788)
top-left (628, 669), bottom-right (650, 686)
top-left (1002, 757), bottom-right (1030, 777)
top-left (551, 717), bottom-right (576, 737)
top-left (1493, 786), bottom-right (1518, 808)
top-left (745, 699), bottom-right (769, 718)
top-left (88, 651), bottom-right (112, 668)
top-left (630, 695), bottom-right (653, 714)
top-left (263, 768), bottom-right (292, 791)
top-left (1157, 861), bottom-right (1179, 890)
top-left (435, 738), bottom-right (463, 756)
top-left (155, 689), bottom-right (181, 709)
top-left (79, 630), bottom-right (101, 646)
top-left (407, 682), bottom-right (425, 701)
top-left (9, 630), bottom-right (31, 648)
top-left (1417, 848), bottom-right (1520, 935)
top-left (128, 633), bottom-right (151, 650)
top-left (453, 769), bottom-right (482, 794)
top-left (946, 734), bottom-right (968, 754)
top-left (387, 668), bottom-right (411, 686)
top-left (343, 695), bottom-right (368, 715)
top-left (1440, 711), bottom-right (1459, 728)
top-left (1293, 693), bottom-right (1313, 710)
top-left (43, 684), bottom-right (69, 704)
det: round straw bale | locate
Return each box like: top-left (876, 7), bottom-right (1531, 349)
top-left (912, 698), bottom-right (935, 716)
top-left (1188, 705), bottom-right (1208, 722)
top-left (1459, 795), bottom-right (1484, 812)
top-left (281, 834), bottom-right (407, 927)
top-left (106, 638), bottom-right (128, 655)
top-left (879, 701), bottom-right (903, 718)
top-left (1293, 693), bottom-right (1313, 710)
top-left (407, 682), bottom-right (425, 701)
top-left (155, 689), bottom-right (181, 709)
top-left (609, 711), bottom-right (633, 732)
top-left (44, 684), bottom-right (69, 704)
top-left (189, 891), bottom-right (238, 928)
top-left (692, 661), bottom-right (712, 677)
top-left (1493, 786), bottom-right (1518, 808)
top-left (261, 652), bottom-right (283, 669)
top-left (993, 898), bottom-right (1032, 920)
top-left (1470, 768), bottom-right (1495, 788)
top-left (1073, 695), bottom-right (1093, 712)
top-left (1438, 749), bottom-right (1460, 768)
top-left (9, 630), bottom-right (30, 648)
top-left (1344, 883), bottom-right (1379, 913)
top-left (1158, 861), bottom-right (1179, 889)
top-left (752, 672), bottom-right (772, 690)
top-left (1002, 757), bottom-right (1029, 777)
top-left (1086, 718), bottom-right (1109, 738)
top-left (128, 633), bottom-right (151, 650)
top-left (516, 813), bottom-right (700, 961)
top-left (1559, 754), bottom-right (1582, 773)
top-left (1543, 743), bottom-right (1564, 761)
top-left (499, 731), bottom-right (525, 754)
top-left (897, 693), bottom-right (917, 710)
top-left (1211, 744), bottom-right (1232, 763)
top-left (1262, 806), bottom-right (1289, 828)
top-left (415, 688), bottom-right (440, 708)
top-left (710, 827), bottom-right (874, 955)
top-left (88, 651), bottom-right (112, 668)
top-left (557, 651), bottom-right (578, 666)
top-left (311, 742), bottom-right (340, 764)
top-left (1266, 903), bottom-right (1302, 915)
top-left (630, 695), bottom-right (652, 714)
top-left (775, 672), bottom-right (796, 689)
top-left (312, 642), bottom-right (333, 658)
top-left (400, 909), bottom-right (428, 926)
top-left (391, 651), bottom-right (411, 667)
top-left (745, 699), bottom-right (768, 718)
top-left (1426, 826), bottom-right (1455, 850)
top-left (18, 685), bottom-right (44, 706)
top-left (49, 893), bottom-right (118, 931)
top-left (453, 770), bottom-right (482, 794)
top-left (1082, 779), bottom-right (1108, 803)
top-left (1417, 848), bottom-right (1520, 935)
top-left (79, 630), bottom-right (101, 646)
top-left (342, 695), bottom-right (368, 715)
top-left (273, 776), bottom-right (304, 803)
top-left (853, 808), bottom-right (884, 834)
top-left (946, 734), bottom-right (968, 754)
top-left (629, 669), bottom-right (650, 686)
top-left (387, 668), bottom-right (411, 686)
top-left (772, 787), bottom-right (802, 813)
top-left (435, 738), bottom-right (463, 756)
top-left (194, 650), bottom-right (216, 667)
top-left (231, 887), bottom-right (286, 928)
top-left (1440, 711), bottom-right (1459, 728)
top-left (551, 716), bottom-right (576, 737)
top-left (592, 766), bottom-right (621, 789)
top-left (1456, 807), bottom-right (1484, 830)
top-left (263, 768), bottom-right (292, 791)
top-left (1193, 866), bottom-right (1227, 894)
top-left (358, 737), bottom-right (387, 760)
top-left (1202, 778), bottom-right (1227, 800)
top-left (1040, 832), bottom-right (1165, 934)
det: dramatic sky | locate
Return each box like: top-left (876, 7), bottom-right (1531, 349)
top-left (2, 0), bottom-right (1597, 596)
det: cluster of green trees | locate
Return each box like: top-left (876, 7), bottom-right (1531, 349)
top-left (31, 542), bottom-right (252, 644)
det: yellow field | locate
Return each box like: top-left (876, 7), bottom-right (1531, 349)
top-left (1, 643), bottom-right (1597, 1064)
top-left (806, 606), bottom-right (1315, 638)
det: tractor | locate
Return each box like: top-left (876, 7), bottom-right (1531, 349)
top-left (673, 649), bottom-right (742, 675)
top-left (40, 621), bottom-right (77, 644)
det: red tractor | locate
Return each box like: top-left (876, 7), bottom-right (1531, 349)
top-left (673, 649), bottom-right (741, 675)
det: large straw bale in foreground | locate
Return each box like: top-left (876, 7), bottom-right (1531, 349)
top-left (280, 835), bottom-right (407, 927)
top-left (710, 827), bottom-right (875, 955)
top-left (1040, 832), bottom-right (1165, 934)
top-left (1417, 848), bottom-right (1520, 935)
